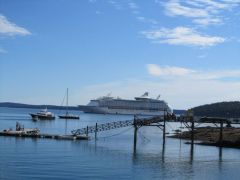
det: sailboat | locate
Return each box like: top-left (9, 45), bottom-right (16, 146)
top-left (58, 88), bottom-right (80, 119)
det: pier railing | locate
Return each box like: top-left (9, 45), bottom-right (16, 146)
top-left (71, 116), bottom-right (164, 136)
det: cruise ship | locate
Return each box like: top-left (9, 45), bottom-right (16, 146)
top-left (78, 92), bottom-right (172, 116)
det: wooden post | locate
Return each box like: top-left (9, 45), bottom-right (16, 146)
top-left (95, 123), bottom-right (98, 140)
top-left (133, 116), bottom-right (138, 151)
top-left (163, 111), bottom-right (166, 143)
top-left (191, 116), bottom-right (194, 145)
top-left (190, 141), bottom-right (194, 163)
top-left (188, 110), bottom-right (195, 162)
top-left (219, 119), bottom-right (223, 146)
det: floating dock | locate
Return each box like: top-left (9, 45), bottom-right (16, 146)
top-left (0, 122), bottom-right (89, 141)
top-left (0, 131), bottom-right (89, 141)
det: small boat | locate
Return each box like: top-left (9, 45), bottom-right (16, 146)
top-left (58, 88), bottom-right (80, 119)
top-left (30, 108), bottom-right (55, 120)
top-left (58, 113), bottom-right (79, 119)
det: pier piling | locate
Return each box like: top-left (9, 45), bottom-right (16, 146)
top-left (163, 112), bottom-right (166, 143)
top-left (95, 123), bottom-right (98, 140)
top-left (133, 117), bottom-right (138, 150)
top-left (191, 116), bottom-right (194, 145)
top-left (219, 119), bottom-right (223, 146)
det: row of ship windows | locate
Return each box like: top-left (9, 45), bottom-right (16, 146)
top-left (106, 106), bottom-right (168, 111)
top-left (100, 103), bottom-right (167, 108)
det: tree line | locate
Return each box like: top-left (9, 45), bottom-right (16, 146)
top-left (191, 101), bottom-right (240, 118)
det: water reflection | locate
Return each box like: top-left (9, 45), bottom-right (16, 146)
top-left (2, 107), bottom-right (240, 179)
top-left (219, 147), bottom-right (223, 162)
top-left (162, 138), bottom-right (166, 163)
top-left (218, 147), bottom-right (223, 171)
top-left (133, 132), bottom-right (166, 163)
top-left (179, 138), bottom-right (182, 157)
top-left (65, 119), bottom-right (68, 135)
top-left (190, 142), bottom-right (194, 163)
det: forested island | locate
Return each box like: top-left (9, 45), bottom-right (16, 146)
top-left (191, 101), bottom-right (240, 118)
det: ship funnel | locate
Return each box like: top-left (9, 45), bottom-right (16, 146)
top-left (106, 92), bottom-right (112, 97)
top-left (141, 92), bottom-right (149, 97)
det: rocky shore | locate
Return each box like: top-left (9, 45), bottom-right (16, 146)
top-left (170, 127), bottom-right (240, 148)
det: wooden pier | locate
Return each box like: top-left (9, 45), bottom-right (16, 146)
top-left (2, 112), bottom-right (240, 147)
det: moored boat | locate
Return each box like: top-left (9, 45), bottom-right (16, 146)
top-left (58, 113), bottom-right (79, 119)
top-left (58, 88), bottom-right (80, 119)
top-left (30, 108), bottom-right (55, 120)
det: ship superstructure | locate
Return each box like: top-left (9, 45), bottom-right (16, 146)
top-left (79, 92), bottom-right (172, 116)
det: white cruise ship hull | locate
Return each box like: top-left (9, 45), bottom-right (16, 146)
top-left (79, 105), bottom-right (166, 116)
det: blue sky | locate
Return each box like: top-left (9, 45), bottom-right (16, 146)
top-left (0, 0), bottom-right (240, 109)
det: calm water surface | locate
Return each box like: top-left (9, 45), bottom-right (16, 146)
top-left (0, 107), bottom-right (240, 180)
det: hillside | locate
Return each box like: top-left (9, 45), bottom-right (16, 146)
top-left (0, 102), bottom-right (79, 110)
top-left (191, 101), bottom-right (240, 118)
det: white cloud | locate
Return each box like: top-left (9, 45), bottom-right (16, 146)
top-left (128, 2), bottom-right (140, 14)
top-left (0, 15), bottom-right (31, 36)
top-left (136, 16), bottom-right (158, 25)
top-left (147, 64), bottom-right (194, 76)
top-left (165, 1), bottom-right (209, 18)
top-left (74, 78), bottom-right (240, 109)
top-left (164, 0), bottom-right (240, 26)
top-left (128, 2), bottom-right (138, 9)
top-left (193, 17), bottom-right (223, 26)
top-left (147, 64), bottom-right (240, 80)
top-left (196, 70), bottom-right (240, 80)
top-left (108, 1), bottom-right (123, 10)
top-left (197, 54), bottom-right (207, 58)
top-left (12, 65), bottom-right (235, 109)
top-left (141, 26), bottom-right (225, 47)
top-left (73, 65), bottom-right (240, 109)
top-left (193, 0), bottom-right (229, 9)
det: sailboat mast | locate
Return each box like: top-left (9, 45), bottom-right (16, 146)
top-left (66, 88), bottom-right (68, 115)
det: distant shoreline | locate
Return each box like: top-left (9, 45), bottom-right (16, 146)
top-left (0, 102), bottom-right (185, 114)
top-left (0, 102), bottom-right (79, 110)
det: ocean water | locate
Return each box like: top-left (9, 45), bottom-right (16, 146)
top-left (0, 107), bottom-right (240, 180)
